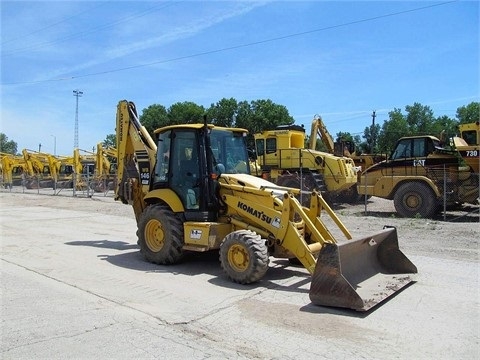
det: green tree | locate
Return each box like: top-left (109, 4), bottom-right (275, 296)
top-left (333, 131), bottom-right (358, 155)
top-left (250, 99), bottom-right (294, 131)
top-left (434, 115), bottom-right (458, 142)
top-left (235, 99), bottom-right (294, 148)
top-left (377, 108), bottom-right (409, 153)
top-left (167, 101), bottom-right (205, 125)
top-left (0, 133), bottom-right (18, 154)
top-left (206, 98), bottom-right (238, 127)
top-left (404, 103), bottom-right (436, 135)
top-left (138, 98), bottom-right (294, 150)
top-left (139, 104), bottom-right (169, 136)
top-left (358, 123), bottom-right (381, 154)
top-left (103, 134), bottom-right (116, 148)
top-left (456, 102), bottom-right (479, 124)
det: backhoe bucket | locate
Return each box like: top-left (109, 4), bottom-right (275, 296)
top-left (309, 226), bottom-right (417, 311)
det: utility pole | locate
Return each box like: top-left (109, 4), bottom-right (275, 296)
top-left (73, 89), bottom-right (83, 149)
top-left (371, 110), bottom-right (376, 152)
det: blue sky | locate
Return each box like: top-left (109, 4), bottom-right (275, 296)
top-left (1, 0), bottom-right (478, 156)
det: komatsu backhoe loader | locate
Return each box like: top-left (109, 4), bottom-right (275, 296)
top-left (114, 100), bottom-right (417, 311)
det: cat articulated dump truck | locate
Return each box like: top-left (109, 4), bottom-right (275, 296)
top-left (358, 135), bottom-right (479, 218)
top-left (115, 100), bottom-right (417, 311)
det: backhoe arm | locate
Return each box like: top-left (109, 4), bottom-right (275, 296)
top-left (115, 100), bottom-right (157, 221)
top-left (309, 115), bottom-right (335, 153)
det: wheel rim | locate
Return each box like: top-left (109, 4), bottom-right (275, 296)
top-left (144, 218), bottom-right (165, 252)
top-left (227, 244), bottom-right (249, 272)
top-left (405, 193), bottom-right (420, 210)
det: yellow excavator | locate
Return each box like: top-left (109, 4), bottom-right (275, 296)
top-left (1, 153), bottom-right (27, 188)
top-left (309, 114), bottom-right (386, 172)
top-left (91, 143), bottom-right (118, 192)
top-left (114, 100), bottom-right (417, 311)
top-left (309, 115), bottom-right (385, 202)
top-left (21, 149), bottom-right (63, 188)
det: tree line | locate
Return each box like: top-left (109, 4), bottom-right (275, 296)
top-left (1, 100), bottom-right (477, 156)
top-left (137, 98), bottom-right (478, 155)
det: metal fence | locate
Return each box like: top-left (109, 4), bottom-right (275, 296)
top-left (0, 173), bottom-right (116, 198)
top-left (1, 168), bottom-right (478, 221)
top-left (360, 165), bottom-right (479, 221)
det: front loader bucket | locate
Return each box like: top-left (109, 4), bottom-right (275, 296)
top-left (309, 226), bottom-right (417, 311)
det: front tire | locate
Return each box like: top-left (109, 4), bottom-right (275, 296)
top-left (394, 182), bottom-right (436, 218)
top-left (219, 230), bottom-right (269, 284)
top-left (137, 204), bottom-right (184, 264)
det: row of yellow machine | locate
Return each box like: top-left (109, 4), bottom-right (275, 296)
top-left (2, 101), bottom-right (477, 311)
top-left (253, 118), bottom-right (479, 218)
top-left (113, 100), bottom-right (478, 312)
top-left (0, 143), bottom-right (118, 192)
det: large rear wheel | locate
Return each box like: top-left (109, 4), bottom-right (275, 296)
top-left (137, 204), bottom-right (184, 264)
top-left (394, 182), bottom-right (436, 218)
top-left (219, 230), bottom-right (269, 284)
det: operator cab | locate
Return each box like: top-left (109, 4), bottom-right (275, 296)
top-left (390, 136), bottom-right (440, 160)
top-left (153, 125), bottom-right (250, 220)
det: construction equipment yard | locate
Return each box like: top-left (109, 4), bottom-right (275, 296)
top-left (1, 189), bottom-right (479, 359)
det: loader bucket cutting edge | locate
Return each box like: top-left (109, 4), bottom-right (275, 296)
top-left (309, 227), bottom-right (417, 312)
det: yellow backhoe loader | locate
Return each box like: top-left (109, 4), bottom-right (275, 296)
top-left (114, 100), bottom-right (417, 311)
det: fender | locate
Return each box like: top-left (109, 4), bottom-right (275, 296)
top-left (144, 188), bottom-right (185, 212)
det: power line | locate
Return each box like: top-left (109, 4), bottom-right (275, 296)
top-left (2, 0), bottom-right (458, 85)
top-left (2, 2), bottom-right (178, 56)
top-left (1, 2), bottom-right (108, 46)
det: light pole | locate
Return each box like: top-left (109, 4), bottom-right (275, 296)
top-left (51, 135), bottom-right (56, 155)
top-left (73, 89), bottom-right (83, 149)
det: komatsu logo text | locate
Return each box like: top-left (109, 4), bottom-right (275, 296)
top-left (237, 201), bottom-right (273, 225)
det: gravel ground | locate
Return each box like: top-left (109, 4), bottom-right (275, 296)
top-left (1, 187), bottom-right (479, 359)
top-left (2, 186), bottom-right (477, 262)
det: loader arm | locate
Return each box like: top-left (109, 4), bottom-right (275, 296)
top-left (218, 174), bottom-right (416, 311)
top-left (219, 178), bottom-right (353, 274)
top-left (115, 100), bottom-right (157, 221)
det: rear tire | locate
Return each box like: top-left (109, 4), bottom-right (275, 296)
top-left (394, 182), bottom-right (436, 218)
top-left (219, 230), bottom-right (269, 284)
top-left (137, 204), bottom-right (184, 264)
